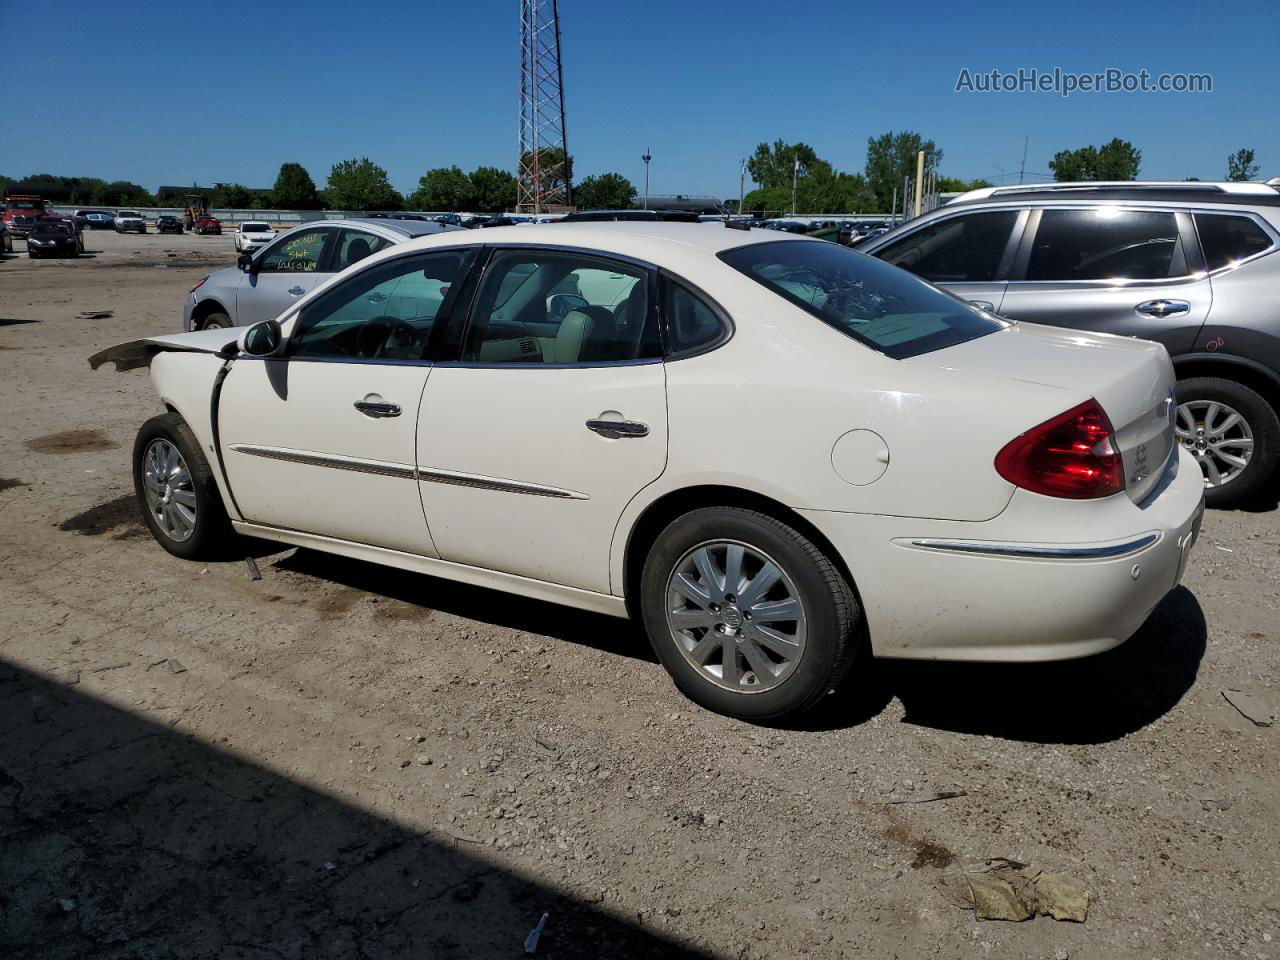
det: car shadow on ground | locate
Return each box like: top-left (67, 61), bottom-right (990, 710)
top-left (0, 658), bottom-right (715, 959)
top-left (274, 549), bottom-right (658, 664)
top-left (802, 586), bottom-right (1208, 743)
top-left (268, 551), bottom-right (1205, 744)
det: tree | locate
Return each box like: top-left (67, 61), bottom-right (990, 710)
top-left (573, 172), bottom-right (636, 211)
top-left (272, 163), bottom-right (321, 209)
top-left (865, 131), bottom-right (942, 212)
top-left (410, 166), bottom-right (476, 211)
top-left (1049, 139), bottom-right (1140, 181)
top-left (468, 166), bottom-right (517, 212)
top-left (937, 176), bottom-right (992, 192)
top-left (747, 141), bottom-right (821, 190)
top-left (211, 183), bottom-right (253, 208)
top-left (325, 157), bottom-right (402, 211)
top-left (1227, 147), bottom-right (1260, 182)
top-left (517, 148), bottom-right (573, 205)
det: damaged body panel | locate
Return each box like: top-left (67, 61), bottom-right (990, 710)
top-left (88, 329), bottom-right (237, 372)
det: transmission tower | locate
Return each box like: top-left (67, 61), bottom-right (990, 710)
top-left (517, 0), bottom-right (571, 213)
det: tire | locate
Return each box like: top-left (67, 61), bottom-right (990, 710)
top-left (132, 413), bottom-right (235, 560)
top-left (1176, 376), bottom-right (1280, 507)
top-left (200, 311), bottom-right (232, 330)
top-left (639, 507), bottom-right (859, 721)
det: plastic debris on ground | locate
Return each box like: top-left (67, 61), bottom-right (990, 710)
top-left (936, 859), bottom-right (1088, 922)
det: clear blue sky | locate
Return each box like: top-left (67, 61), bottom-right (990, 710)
top-left (2, 0), bottom-right (1272, 198)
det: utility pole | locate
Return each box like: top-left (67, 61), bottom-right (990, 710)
top-left (739, 158), bottom-right (746, 215)
top-left (642, 148), bottom-right (651, 210)
top-left (913, 150), bottom-right (925, 218)
top-left (791, 155), bottom-right (799, 215)
top-left (1019, 136), bottom-right (1028, 185)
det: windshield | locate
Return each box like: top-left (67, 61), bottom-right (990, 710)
top-left (718, 240), bottom-right (1005, 360)
top-left (32, 224), bottom-right (70, 235)
top-left (117, 211), bottom-right (140, 218)
top-left (6, 200), bottom-right (43, 211)
top-left (242, 223), bottom-right (271, 233)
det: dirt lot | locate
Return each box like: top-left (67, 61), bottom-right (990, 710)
top-left (2, 228), bottom-right (1279, 959)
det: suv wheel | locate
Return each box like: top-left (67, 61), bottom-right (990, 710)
top-left (1176, 377), bottom-right (1280, 506)
top-left (640, 507), bottom-right (860, 721)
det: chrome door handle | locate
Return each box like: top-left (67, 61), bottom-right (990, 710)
top-left (354, 400), bottom-right (402, 418)
top-left (1135, 299), bottom-right (1190, 318)
top-left (586, 418), bottom-right (649, 439)
top-left (288, 286), bottom-right (305, 296)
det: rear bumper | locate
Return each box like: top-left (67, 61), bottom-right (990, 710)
top-left (801, 447), bottom-right (1205, 662)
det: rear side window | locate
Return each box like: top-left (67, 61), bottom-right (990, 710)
top-left (1026, 209), bottom-right (1182, 281)
top-left (875, 211), bottom-right (1017, 282)
top-left (1195, 214), bottom-right (1273, 271)
top-left (719, 240), bottom-right (1004, 360)
top-left (663, 278), bottom-right (728, 356)
top-left (332, 229), bottom-right (392, 272)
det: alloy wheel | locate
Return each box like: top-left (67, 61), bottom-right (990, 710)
top-left (141, 438), bottom-right (198, 541)
top-left (665, 540), bottom-right (807, 693)
top-left (1176, 399), bottom-right (1254, 488)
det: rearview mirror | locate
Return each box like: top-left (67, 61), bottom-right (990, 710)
top-left (238, 319), bottom-right (283, 357)
top-left (238, 252), bottom-right (257, 274)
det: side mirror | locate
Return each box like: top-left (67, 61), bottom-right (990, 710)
top-left (238, 252), bottom-right (257, 274)
top-left (237, 319), bottom-right (283, 357)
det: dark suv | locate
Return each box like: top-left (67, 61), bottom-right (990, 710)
top-left (861, 181), bottom-right (1280, 506)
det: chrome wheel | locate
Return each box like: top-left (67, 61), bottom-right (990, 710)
top-left (141, 438), bottom-right (197, 542)
top-left (1176, 399), bottom-right (1254, 488)
top-left (665, 540), bottom-right (807, 694)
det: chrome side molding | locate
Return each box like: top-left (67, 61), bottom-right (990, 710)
top-left (905, 533), bottom-right (1160, 560)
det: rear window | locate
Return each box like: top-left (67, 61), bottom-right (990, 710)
top-left (1195, 213), bottom-right (1273, 271)
top-left (719, 240), bottom-right (1004, 359)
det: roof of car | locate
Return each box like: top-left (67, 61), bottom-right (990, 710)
top-left (951, 180), bottom-right (1280, 208)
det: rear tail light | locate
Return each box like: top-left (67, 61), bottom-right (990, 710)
top-left (995, 399), bottom-right (1123, 499)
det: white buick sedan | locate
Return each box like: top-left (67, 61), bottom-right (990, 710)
top-left (91, 223), bottom-right (1204, 721)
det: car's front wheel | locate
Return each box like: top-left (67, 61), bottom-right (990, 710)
top-left (133, 413), bottom-right (235, 560)
top-left (200, 311), bottom-right (232, 331)
top-left (1176, 377), bottom-right (1279, 507)
top-left (640, 507), bottom-right (860, 721)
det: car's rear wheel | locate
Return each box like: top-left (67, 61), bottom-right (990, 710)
top-left (640, 507), bottom-right (859, 721)
top-left (133, 413), bottom-right (235, 560)
top-left (1176, 377), bottom-right (1279, 507)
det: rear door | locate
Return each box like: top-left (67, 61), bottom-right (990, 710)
top-left (997, 207), bottom-right (1211, 355)
top-left (236, 226), bottom-right (335, 326)
top-left (416, 247), bottom-right (668, 595)
top-left (870, 208), bottom-right (1024, 313)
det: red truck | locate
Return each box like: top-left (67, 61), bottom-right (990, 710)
top-left (2, 194), bottom-right (48, 238)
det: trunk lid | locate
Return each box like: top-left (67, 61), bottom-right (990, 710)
top-left (909, 321), bottom-right (1176, 504)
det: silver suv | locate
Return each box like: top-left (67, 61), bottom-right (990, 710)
top-left (861, 181), bottom-right (1280, 506)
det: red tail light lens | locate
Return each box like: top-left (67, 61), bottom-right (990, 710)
top-left (995, 399), bottom-right (1123, 499)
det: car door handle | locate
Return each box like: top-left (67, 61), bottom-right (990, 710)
top-left (288, 286), bottom-right (305, 297)
top-left (1135, 299), bottom-right (1190, 318)
top-left (586, 418), bottom-right (649, 439)
top-left (354, 399), bottom-right (402, 418)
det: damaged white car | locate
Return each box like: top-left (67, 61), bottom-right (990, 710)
top-left (91, 223), bottom-right (1204, 721)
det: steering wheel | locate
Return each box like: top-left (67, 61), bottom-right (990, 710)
top-left (355, 317), bottom-right (418, 358)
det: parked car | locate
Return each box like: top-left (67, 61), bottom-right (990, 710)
top-left (156, 215), bottom-right (184, 234)
top-left (233, 221), bottom-right (277, 253)
top-left (764, 220), bottom-right (809, 234)
top-left (860, 180), bottom-right (1280, 505)
top-left (26, 221), bottom-right (82, 257)
top-left (434, 214), bottom-right (464, 227)
top-left (558, 210), bottom-right (702, 223)
top-left (93, 223), bottom-right (1203, 721)
top-left (114, 210), bottom-right (146, 234)
top-left (75, 210), bottom-right (116, 230)
top-left (193, 213), bottom-right (222, 235)
top-left (181, 218), bottom-right (462, 331)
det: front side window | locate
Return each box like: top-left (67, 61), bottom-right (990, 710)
top-left (461, 250), bottom-right (659, 364)
top-left (1026, 209), bottom-right (1183, 281)
top-left (1195, 213), bottom-right (1273, 271)
top-left (875, 211), bottom-right (1017, 283)
top-left (719, 240), bottom-right (1004, 360)
top-left (289, 250), bottom-right (472, 361)
top-left (258, 228), bottom-right (330, 273)
top-left (332, 229), bottom-right (393, 272)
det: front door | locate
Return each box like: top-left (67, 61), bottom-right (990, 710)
top-left (236, 226), bottom-right (335, 327)
top-left (417, 247), bottom-right (668, 595)
top-left (998, 208), bottom-right (1212, 355)
top-left (218, 248), bottom-right (477, 555)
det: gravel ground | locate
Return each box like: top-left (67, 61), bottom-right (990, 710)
top-left (1, 229), bottom-right (1278, 959)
